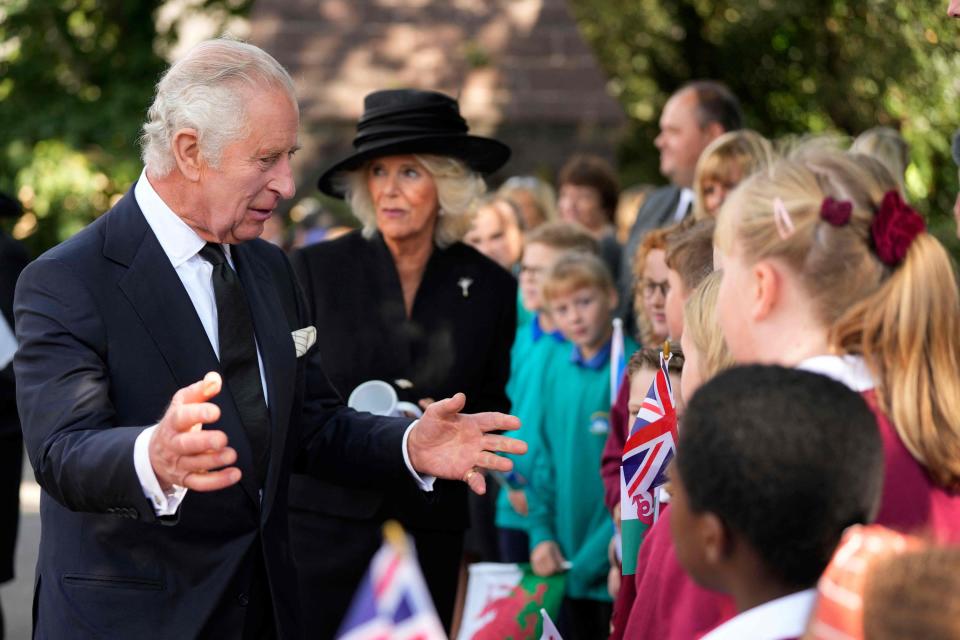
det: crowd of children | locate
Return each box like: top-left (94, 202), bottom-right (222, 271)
top-left (460, 134), bottom-right (960, 640)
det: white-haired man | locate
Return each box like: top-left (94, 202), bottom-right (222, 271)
top-left (14, 39), bottom-right (524, 639)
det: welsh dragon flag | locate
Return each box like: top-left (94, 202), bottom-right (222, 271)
top-left (619, 349), bottom-right (677, 575)
top-left (456, 563), bottom-right (565, 640)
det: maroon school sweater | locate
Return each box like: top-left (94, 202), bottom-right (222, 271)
top-left (613, 390), bottom-right (960, 640)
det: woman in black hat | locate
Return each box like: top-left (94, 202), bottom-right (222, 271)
top-left (288, 89), bottom-right (516, 637)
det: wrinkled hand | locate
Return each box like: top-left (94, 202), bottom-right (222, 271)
top-left (407, 392), bottom-right (526, 495)
top-left (507, 488), bottom-right (528, 517)
top-left (531, 540), bottom-right (566, 577)
top-left (149, 372), bottom-right (241, 492)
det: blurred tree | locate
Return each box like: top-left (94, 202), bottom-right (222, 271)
top-left (569, 0), bottom-right (960, 249)
top-left (0, 0), bottom-right (252, 255)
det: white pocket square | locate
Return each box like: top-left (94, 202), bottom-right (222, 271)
top-left (292, 326), bottom-right (317, 358)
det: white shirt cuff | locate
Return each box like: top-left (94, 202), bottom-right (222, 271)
top-left (134, 425), bottom-right (188, 516)
top-left (402, 420), bottom-right (435, 492)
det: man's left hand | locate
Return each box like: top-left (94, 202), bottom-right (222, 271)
top-left (407, 392), bottom-right (525, 495)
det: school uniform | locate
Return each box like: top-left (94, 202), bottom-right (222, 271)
top-left (699, 589), bottom-right (816, 640)
top-left (495, 313), bottom-right (567, 561)
top-left (617, 355), bottom-right (960, 640)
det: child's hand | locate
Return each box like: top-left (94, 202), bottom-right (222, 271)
top-left (531, 540), bottom-right (566, 576)
top-left (507, 489), bottom-right (528, 516)
top-left (607, 565), bottom-right (621, 599)
top-left (613, 502), bottom-right (621, 531)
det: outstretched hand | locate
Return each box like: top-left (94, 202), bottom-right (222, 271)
top-left (148, 372), bottom-right (241, 492)
top-left (407, 393), bottom-right (526, 495)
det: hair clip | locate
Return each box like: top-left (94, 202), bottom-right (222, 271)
top-left (773, 197), bottom-right (795, 240)
top-left (871, 191), bottom-right (925, 266)
top-left (820, 197), bottom-right (852, 227)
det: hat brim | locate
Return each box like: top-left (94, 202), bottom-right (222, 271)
top-left (317, 134), bottom-right (511, 197)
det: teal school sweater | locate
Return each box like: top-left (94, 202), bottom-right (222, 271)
top-left (527, 334), bottom-right (638, 601)
top-left (496, 313), bottom-right (567, 532)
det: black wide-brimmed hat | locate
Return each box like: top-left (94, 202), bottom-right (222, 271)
top-left (317, 89), bottom-right (511, 197)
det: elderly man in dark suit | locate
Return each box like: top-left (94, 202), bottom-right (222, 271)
top-left (13, 39), bottom-right (524, 640)
top-left (616, 81), bottom-right (742, 329)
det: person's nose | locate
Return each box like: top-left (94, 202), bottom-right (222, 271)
top-left (950, 0), bottom-right (960, 17)
top-left (654, 131), bottom-right (666, 150)
top-left (271, 157), bottom-right (296, 200)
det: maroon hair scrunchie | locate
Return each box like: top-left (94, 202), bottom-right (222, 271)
top-left (871, 191), bottom-right (925, 266)
top-left (820, 197), bottom-right (853, 226)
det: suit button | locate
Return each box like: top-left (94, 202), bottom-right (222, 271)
top-left (238, 593), bottom-right (249, 607)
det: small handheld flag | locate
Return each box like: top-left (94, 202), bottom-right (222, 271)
top-left (610, 318), bottom-right (627, 405)
top-left (336, 521), bottom-right (447, 640)
top-left (618, 343), bottom-right (677, 575)
top-left (539, 608), bottom-right (563, 640)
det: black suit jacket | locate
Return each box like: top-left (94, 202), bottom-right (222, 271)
top-left (615, 185), bottom-right (684, 329)
top-left (288, 231), bottom-right (516, 529)
top-left (13, 189), bottom-right (412, 639)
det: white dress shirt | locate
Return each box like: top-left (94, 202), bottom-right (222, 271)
top-left (131, 171), bottom-right (431, 516)
top-left (701, 589), bottom-right (817, 640)
top-left (673, 187), bottom-right (695, 223)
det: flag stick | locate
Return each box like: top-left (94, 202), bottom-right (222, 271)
top-left (382, 520), bottom-right (408, 555)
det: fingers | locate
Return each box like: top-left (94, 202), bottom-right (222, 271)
top-left (481, 434), bottom-right (528, 456)
top-left (472, 411), bottom-right (521, 433)
top-left (466, 469), bottom-right (486, 495)
top-left (167, 402), bottom-right (222, 435)
top-left (171, 429), bottom-right (230, 456)
top-left (173, 372), bottom-right (222, 406)
top-left (175, 446), bottom-right (237, 473)
top-left (475, 451), bottom-right (514, 473)
top-left (181, 467), bottom-right (242, 492)
top-left (427, 393), bottom-right (466, 416)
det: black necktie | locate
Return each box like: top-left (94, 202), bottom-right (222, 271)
top-left (199, 243), bottom-right (270, 488)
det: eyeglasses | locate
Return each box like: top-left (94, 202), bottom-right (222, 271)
top-left (641, 279), bottom-right (669, 298)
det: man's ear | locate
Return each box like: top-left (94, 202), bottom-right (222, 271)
top-left (704, 121), bottom-right (725, 142)
top-left (751, 260), bottom-right (781, 322)
top-left (171, 128), bottom-right (203, 182)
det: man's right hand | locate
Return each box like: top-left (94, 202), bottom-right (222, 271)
top-left (149, 372), bottom-right (241, 492)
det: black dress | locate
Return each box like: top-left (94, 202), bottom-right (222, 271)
top-left (288, 230), bottom-right (516, 637)
top-left (0, 229), bottom-right (28, 586)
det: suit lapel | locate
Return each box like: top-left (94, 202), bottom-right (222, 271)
top-left (107, 191), bottom-right (260, 506)
top-left (233, 243), bottom-right (297, 517)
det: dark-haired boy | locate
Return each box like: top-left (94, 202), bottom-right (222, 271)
top-left (669, 366), bottom-right (884, 640)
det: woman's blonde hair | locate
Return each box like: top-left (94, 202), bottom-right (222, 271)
top-left (339, 154), bottom-right (486, 248)
top-left (683, 271), bottom-right (734, 381)
top-left (693, 130), bottom-right (775, 220)
top-left (716, 148), bottom-right (960, 489)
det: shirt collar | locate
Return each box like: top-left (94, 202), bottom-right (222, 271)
top-left (134, 169), bottom-right (214, 267)
top-left (531, 313), bottom-right (565, 344)
top-left (674, 187), bottom-right (695, 223)
top-left (701, 589), bottom-right (817, 640)
top-left (570, 337), bottom-right (612, 370)
top-left (796, 355), bottom-right (875, 392)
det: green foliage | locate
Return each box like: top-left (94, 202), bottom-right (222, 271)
top-left (569, 0), bottom-right (960, 250)
top-left (0, 0), bottom-right (252, 255)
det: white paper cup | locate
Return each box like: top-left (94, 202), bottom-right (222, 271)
top-left (347, 380), bottom-right (397, 416)
top-left (395, 401), bottom-right (423, 418)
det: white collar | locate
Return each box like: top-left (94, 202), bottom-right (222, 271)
top-left (796, 354), bottom-right (875, 392)
top-left (702, 589), bottom-right (817, 640)
top-left (135, 169), bottom-right (224, 267)
top-left (674, 187), bottom-right (695, 222)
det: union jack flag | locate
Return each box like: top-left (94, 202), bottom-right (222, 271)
top-left (336, 523), bottom-right (447, 640)
top-left (621, 352), bottom-right (677, 527)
